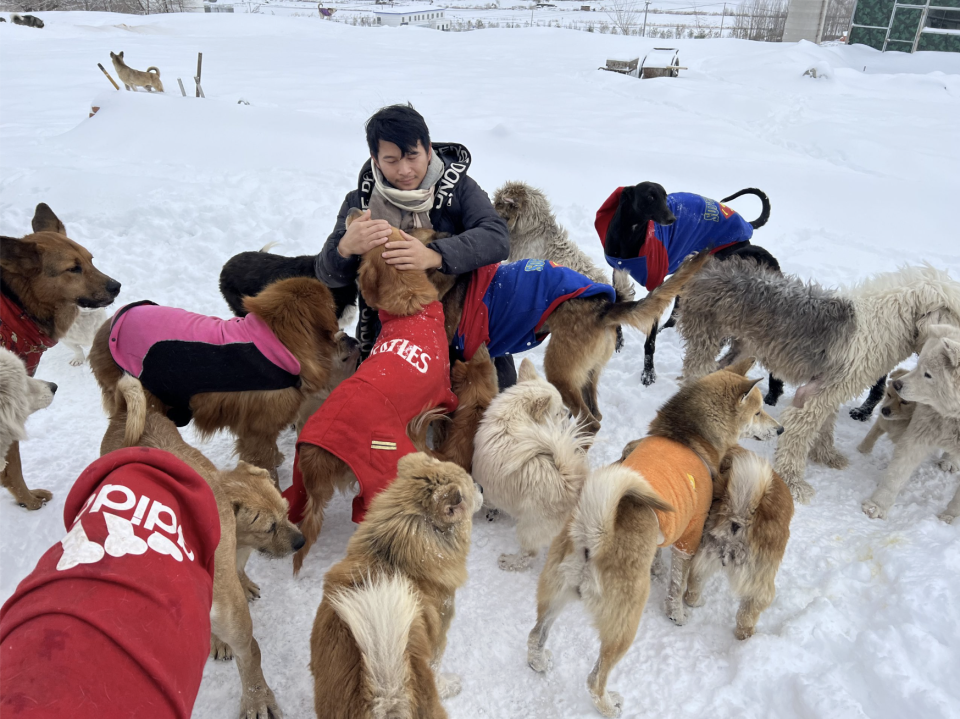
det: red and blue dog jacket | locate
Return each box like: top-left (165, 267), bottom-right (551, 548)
top-left (453, 260), bottom-right (617, 360)
top-left (108, 301), bottom-right (301, 426)
top-left (595, 188), bottom-right (752, 290)
top-left (284, 300), bottom-right (457, 524)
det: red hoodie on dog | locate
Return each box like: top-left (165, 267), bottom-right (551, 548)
top-left (284, 300), bottom-right (458, 524)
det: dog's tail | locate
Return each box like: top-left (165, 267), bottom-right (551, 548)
top-left (602, 251), bottom-right (711, 334)
top-left (259, 241), bottom-right (280, 253)
top-left (147, 67), bottom-right (160, 75)
top-left (330, 573), bottom-right (419, 719)
top-left (117, 374), bottom-right (147, 447)
top-left (406, 406), bottom-right (450, 460)
top-left (725, 449), bottom-right (774, 517)
top-left (570, 464), bottom-right (673, 561)
top-left (720, 188), bottom-right (770, 230)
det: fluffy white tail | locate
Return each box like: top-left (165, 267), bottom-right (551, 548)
top-left (727, 450), bottom-right (773, 516)
top-left (330, 574), bottom-right (420, 719)
top-left (117, 374), bottom-right (146, 447)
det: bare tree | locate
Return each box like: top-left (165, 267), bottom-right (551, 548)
top-left (821, 0), bottom-right (855, 41)
top-left (606, 0), bottom-right (639, 37)
top-left (730, 0), bottom-right (788, 41)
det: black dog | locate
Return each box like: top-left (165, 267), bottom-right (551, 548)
top-left (219, 246), bottom-right (357, 320)
top-left (11, 14), bottom-right (44, 28)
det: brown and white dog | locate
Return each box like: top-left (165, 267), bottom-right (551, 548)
top-left (684, 445), bottom-right (794, 640)
top-left (856, 368), bottom-right (915, 455)
top-left (526, 359), bottom-right (782, 718)
top-left (309, 452), bottom-right (481, 719)
top-left (1, 203), bottom-right (120, 509)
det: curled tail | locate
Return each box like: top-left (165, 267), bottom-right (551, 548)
top-left (720, 188), bottom-right (770, 230)
top-left (602, 251), bottom-right (711, 334)
top-left (147, 66), bottom-right (160, 75)
top-left (329, 574), bottom-right (420, 719)
top-left (116, 374), bottom-right (146, 446)
top-left (406, 406), bottom-right (450, 459)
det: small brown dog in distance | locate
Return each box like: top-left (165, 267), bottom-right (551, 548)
top-left (685, 445), bottom-right (794, 639)
top-left (101, 411), bottom-right (303, 719)
top-left (857, 368), bottom-right (915, 455)
top-left (309, 453), bottom-right (482, 719)
top-left (110, 51), bottom-right (164, 92)
top-left (1, 203), bottom-right (120, 509)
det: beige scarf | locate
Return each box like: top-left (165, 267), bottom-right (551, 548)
top-left (368, 151), bottom-right (444, 230)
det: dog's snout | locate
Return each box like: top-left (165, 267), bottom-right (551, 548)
top-left (776, 425), bottom-right (784, 435)
top-left (48, 382), bottom-right (58, 395)
top-left (105, 278), bottom-right (121, 296)
top-left (893, 379), bottom-right (903, 393)
top-left (661, 211), bottom-right (677, 226)
top-left (731, 522), bottom-right (741, 535)
top-left (881, 406), bottom-right (891, 417)
top-left (291, 532), bottom-right (305, 552)
top-left (475, 482), bottom-right (483, 495)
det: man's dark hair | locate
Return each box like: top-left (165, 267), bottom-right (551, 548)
top-left (365, 104), bottom-right (431, 159)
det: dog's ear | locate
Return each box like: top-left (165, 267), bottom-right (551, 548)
top-left (31, 203), bottom-right (66, 235)
top-left (119, 51), bottom-right (124, 59)
top-left (345, 207), bottom-right (365, 228)
top-left (439, 485), bottom-right (467, 523)
top-left (924, 323), bottom-right (960, 342)
top-left (726, 356), bottom-right (757, 377)
top-left (738, 377), bottom-right (763, 403)
top-left (889, 368), bottom-right (910, 381)
top-left (231, 499), bottom-right (242, 516)
top-left (0, 237), bottom-right (42, 275)
top-left (517, 357), bottom-right (539, 383)
top-left (942, 338), bottom-right (960, 368)
top-left (530, 396), bottom-right (552, 422)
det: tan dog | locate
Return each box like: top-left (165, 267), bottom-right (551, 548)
top-left (1, 203), bottom-right (120, 509)
top-left (110, 51), bottom-right (164, 92)
top-left (857, 368), bottom-right (915, 455)
top-left (685, 446), bottom-right (794, 639)
top-left (89, 276), bottom-right (339, 481)
top-left (309, 452), bottom-right (481, 719)
top-left (101, 411), bottom-right (303, 719)
top-left (526, 359), bottom-right (782, 718)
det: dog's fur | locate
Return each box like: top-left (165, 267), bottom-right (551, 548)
top-left (292, 213), bottom-right (443, 574)
top-left (309, 453), bottom-right (482, 719)
top-left (110, 51), bottom-right (163, 92)
top-left (408, 343), bottom-right (500, 473)
top-left (1, 203), bottom-right (120, 509)
top-left (856, 369), bottom-right (915, 455)
top-left (526, 359), bottom-right (782, 718)
top-left (61, 306), bottom-right (107, 366)
top-left (11, 13), bottom-right (44, 28)
top-left (678, 259), bottom-right (960, 503)
top-left (0, 348), bottom-right (56, 472)
top-left (493, 181), bottom-right (635, 300)
top-left (294, 331), bottom-right (361, 434)
top-left (220, 243), bottom-right (359, 326)
top-left (101, 411), bottom-right (304, 719)
top-left (471, 357), bottom-right (590, 571)
top-left (89, 276), bottom-right (340, 481)
top-left (863, 324), bottom-right (960, 522)
top-left (685, 446), bottom-right (794, 640)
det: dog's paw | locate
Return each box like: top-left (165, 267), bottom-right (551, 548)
top-left (788, 479), bottom-right (815, 505)
top-left (527, 647), bottom-right (552, 673)
top-left (809, 445), bottom-right (848, 470)
top-left (938, 456), bottom-right (959, 473)
top-left (641, 368), bottom-right (657, 387)
top-left (210, 635), bottom-right (233, 661)
top-left (436, 672), bottom-right (462, 699)
top-left (683, 589), bottom-right (705, 608)
top-left (240, 574), bottom-right (261, 602)
top-left (591, 690), bottom-right (624, 718)
top-left (665, 598), bottom-right (686, 625)
top-left (18, 488), bottom-right (53, 511)
top-left (68, 356), bottom-right (85, 367)
top-left (856, 441), bottom-right (873, 455)
top-left (498, 551), bottom-right (533, 572)
top-left (239, 686), bottom-right (281, 719)
top-left (485, 507), bottom-right (501, 522)
top-left (938, 511), bottom-right (956, 524)
top-left (861, 499), bottom-right (887, 520)
top-left (735, 624), bottom-right (756, 641)
top-left (849, 406), bottom-right (874, 422)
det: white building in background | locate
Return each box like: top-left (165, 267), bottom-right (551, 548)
top-left (372, 5), bottom-right (449, 30)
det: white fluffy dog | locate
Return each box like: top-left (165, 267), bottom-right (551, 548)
top-left (0, 348), bottom-right (57, 471)
top-left (679, 261), bottom-right (960, 503)
top-left (61, 307), bottom-right (107, 366)
top-left (472, 357), bottom-right (590, 571)
top-left (863, 324), bottom-right (960, 522)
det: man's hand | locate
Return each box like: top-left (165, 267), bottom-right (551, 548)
top-left (337, 209), bottom-right (393, 258)
top-left (382, 231), bottom-right (443, 271)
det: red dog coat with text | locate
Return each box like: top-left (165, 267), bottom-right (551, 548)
top-left (284, 300), bottom-right (458, 524)
top-left (0, 447), bottom-right (220, 719)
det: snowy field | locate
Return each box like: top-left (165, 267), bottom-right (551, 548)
top-left (2, 12), bottom-right (960, 719)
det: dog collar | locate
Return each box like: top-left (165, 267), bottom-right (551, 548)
top-left (0, 291), bottom-right (56, 377)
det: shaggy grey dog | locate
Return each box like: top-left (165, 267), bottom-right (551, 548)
top-left (493, 181), bottom-right (634, 300)
top-left (11, 13), bottom-right (44, 28)
top-left (678, 258), bottom-right (960, 503)
top-left (0, 348), bottom-right (57, 472)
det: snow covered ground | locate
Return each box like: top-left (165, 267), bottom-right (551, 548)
top-left (2, 12), bottom-right (960, 719)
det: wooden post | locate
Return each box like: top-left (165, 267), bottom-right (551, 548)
top-left (194, 78), bottom-right (205, 99)
top-left (195, 53), bottom-right (203, 98)
top-left (177, 78), bottom-right (187, 96)
top-left (97, 63), bottom-right (120, 90)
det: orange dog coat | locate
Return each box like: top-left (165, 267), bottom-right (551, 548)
top-left (621, 436), bottom-right (713, 555)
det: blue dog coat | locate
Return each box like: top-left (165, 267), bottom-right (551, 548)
top-left (454, 260), bottom-right (617, 359)
top-left (596, 189), bottom-right (753, 290)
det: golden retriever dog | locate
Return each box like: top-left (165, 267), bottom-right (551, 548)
top-left (110, 51), bottom-right (164, 92)
top-left (685, 445), bottom-right (794, 639)
top-left (856, 368), bottom-right (915, 455)
top-left (101, 411), bottom-right (303, 719)
top-left (1, 203), bottom-right (120, 509)
top-left (89, 276), bottom-right (340, 482)
top-left (471, 357), bottom-right (590, 572)
top-left (309, 452), bottom-right (482, 719)
top-left (526, 359), bottom-right (782, 718)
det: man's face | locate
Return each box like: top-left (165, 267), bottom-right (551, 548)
top-left (374, 140), bottom-right (431, 191)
